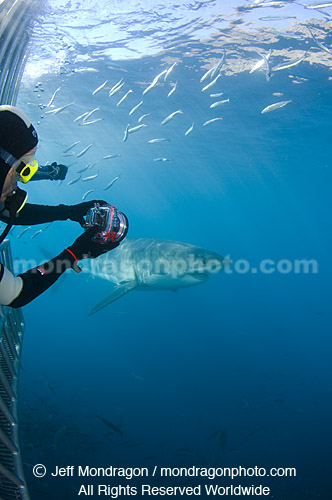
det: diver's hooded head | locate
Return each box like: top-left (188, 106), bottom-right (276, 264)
top-left (0, 105), bottom-right (38, 195)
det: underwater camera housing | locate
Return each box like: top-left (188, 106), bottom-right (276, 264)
top-left (84, 203), bottom-right (128, 244)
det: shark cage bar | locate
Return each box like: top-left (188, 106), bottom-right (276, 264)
top-left (0, 242), bottom-right (27, 500)
top-left (1, 0), bottom-right (42, 498)
top-left (0, 0), bottom-right (40, 105)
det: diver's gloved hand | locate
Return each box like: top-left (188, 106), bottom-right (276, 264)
top-left (50, 162), bottom-right (68, 180)
top-left (68, 227), bottom-right (119, 261)
top-left (30, 162), bottom-right (68, 181)
top-left (67, 200), bottom-right (108, 227)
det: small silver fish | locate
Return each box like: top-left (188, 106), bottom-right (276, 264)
top-left (77, 144), bottom-right (93, 158)
top-left (259, 15), bottom-right (297, 21)
top-left (202, 117), bottom-right (223, 126)
top-left (142, 69), bottom-right (167, 95)
top-left (109, 81), bottom-right (124, 96)
top-left (17, 226), bottom-right (32, 239)
top-left (104, 176), bottom-right (120, 190)
top-left (252, 1), bottom-right (285, 6)
top-left (153, 158), bottom-right (171, 162)
top-left (128, 124), bottom-right (146, 133)
top-left (138, 113), bottom-right (150, 122)
top-left (210, 50), bottom-right (226, 80)
top-left (47, 87), bottom-right (61, 107)
top-left (109, 78), bottom-right (124, 96)
top-left (142, 81), bottom-right (157, 96)
top-left (103, 154), bottom-right (120, 159)
top-left (250, 58), bottom-right (265, 74)
top-left (200, 65), bottom-right (216, 83)
top-left (117, 89), bottom-right (133, 107)
top-left (129, 101), bottom-right (143, 116)
top-left (250, 49), bottom-right (272, 75)
top-left (89, 160), bottom-right (100, 169)
top-left (77, 164), bottom-right (91, 174)
top-left (210, 98), bottom-right (230, 108)
top-left (82, 172), bottom-right (99, 181)
top-left (291, 77), bottom-right (308, 84)
top-left (164, 62), bottom-right (177, 81)
top-left (167, 82), bottom-right (177, 98)
top-left (31, 229), bottom-right (43, 239)
top-left (272, 54), bottom-right (306, 72)
top-left (153, 68), bottom-right (169, 81)
top-left (264, 54), bottom-right (271, 82)
top-left (67, 175), bottom-right (81, 185)
top-left (78, 162), bottom-right (97, 173)
top-left (261, 100), bottom-right (292, 114)
top-left (250, 57), bottom-right (264, 74)
top-left (268, 30), bottom-right (302, 40)
top-left (83, 107), bottom-right (100, 122)
top-left (45, 102), bottom-right (74, 115)
top-left (160, 110), bottom-right (183, 125)
top-left (82, 189), bottom-right (95, 200)
top-left (306, 2), bottom-right (332, 9)
top-left (309, 28), bottom-right (331, 54)
top-left (95, 415), bottom-right (123, 436)
top-left (200, 52), bottom-right (225, 82)
top-left (43, 222), bottom-right (53, 231)
top-left (79, 118), bottom-right (103, 126)
top-left (201, 74), bottom-right (221, 92)
top-left (184, 123), bottom-right (194, 136)
top-left (123, 124), bottom-right (130, 142)
top-left (147, 138), bottom-right (169, 144)
top-left (92, 80), bottom-right (108, 96)
top-left (62, 141), bottom-right (80, 154)
top-left (74, 111), bottom-right (90, 123)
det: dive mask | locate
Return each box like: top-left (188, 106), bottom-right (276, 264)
top-left (0, 146), bottom-right (38, 183)
top-left (15, 156), bottom-right (38, 183)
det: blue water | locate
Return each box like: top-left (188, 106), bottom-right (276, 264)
top-left (8, 1), bottom-right (332, 498)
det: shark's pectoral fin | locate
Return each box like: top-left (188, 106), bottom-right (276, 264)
top-left (88, 281), bottom-right (138, 315)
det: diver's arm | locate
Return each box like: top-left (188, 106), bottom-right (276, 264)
top-left (6, 203), bottom-right (73, 225)
top-left (1, 251), bottom-right (75, 307)
top-left (29, 162), bottom-right (68, 181)
top-left (0, 200), bottom-right (108, 226)
top-left (3, 229), bottom-right (118, 308)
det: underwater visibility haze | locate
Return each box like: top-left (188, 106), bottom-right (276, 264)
top-left (6, 0), bottom-right (332, 498)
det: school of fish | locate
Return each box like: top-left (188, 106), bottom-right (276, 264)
top-left (20, 7), bottom-right (332, 242)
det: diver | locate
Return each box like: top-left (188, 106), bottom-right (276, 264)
top-left (0, 105), bottom-right (128, 308)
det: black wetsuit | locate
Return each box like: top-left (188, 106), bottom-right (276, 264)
top-left (0, 203), bottom-right (76, 307)
top-left (0, 199), bottom-right (115, 308)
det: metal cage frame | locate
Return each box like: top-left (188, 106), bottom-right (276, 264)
top-left (0, 241), bottom-right (29, 500)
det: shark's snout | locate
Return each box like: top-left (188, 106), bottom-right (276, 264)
top-left (186, 250), bottom-right (224, 275)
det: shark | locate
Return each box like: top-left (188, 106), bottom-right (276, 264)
top-left (79, 238), bottom-right (225, 315)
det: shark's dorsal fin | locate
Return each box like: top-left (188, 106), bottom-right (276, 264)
top-left (88, 281), bottom-right (137, 315)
